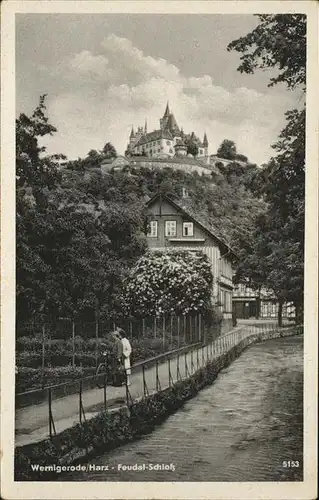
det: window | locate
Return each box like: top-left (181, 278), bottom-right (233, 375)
top-left (199, 149), bottom-right (203, 155)
top-left (147, 221), bottom-right (158, 237)
top-left (220, 290), bottom-right (225, 311)
top-left (225, 291), bottom-right (232, 312)
top-left (169, 148), bottom-right (173, 154)
top-left (183, 222), bottom-right (194, 237)
top-left (182, 187), bottom-right (189, 198)
top-left (157, 140), bottom-right (160, 145)
top-left (166, 140), bottom-right (171, 145)
top-left (165, 220), bottom-right (177, 237)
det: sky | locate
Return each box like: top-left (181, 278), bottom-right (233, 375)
top-left (16, 14), bottom-right (302, 165)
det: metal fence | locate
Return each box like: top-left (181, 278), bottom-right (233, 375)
top-left (15, 321), bottom-right (288, 444)
top-left (16, 313), bottom-right (221, 392)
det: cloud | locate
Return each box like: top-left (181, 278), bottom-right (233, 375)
top-left (43, 33), bottom-right (295, 164)
top-left (70, 50), bottom-right (110, 78)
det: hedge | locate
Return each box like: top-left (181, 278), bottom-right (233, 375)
top-left (16, 366), bottom-right (93, 393)
top-left (17, 332), bottom-right (199, 392)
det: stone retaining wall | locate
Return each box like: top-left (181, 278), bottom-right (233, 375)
top-left (130, 158), bottom-right (214, 176)
top-left (15, 327), bottom-right (298, 481)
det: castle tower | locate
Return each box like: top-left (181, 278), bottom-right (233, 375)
top-left (203, 132), bottom-right (209, 159)
top-left (164, 101), bottom-right (170, 117)
top-left (128, 126), bottom-right (136, 152)
top-left (174, 139), bottom-right (187, 157)
top-left (144, 119), bottom-right (147, 134)
top-left (160, 101), bottom-right (170, 130)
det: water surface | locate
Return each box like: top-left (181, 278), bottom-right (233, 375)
top-left (62, 335), bottom-right (303, 482)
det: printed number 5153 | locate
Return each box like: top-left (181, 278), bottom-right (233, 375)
top-left (282, 460), bottom-right (300, 468)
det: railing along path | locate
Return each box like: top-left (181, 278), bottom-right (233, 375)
top-left (15, 321), bottom-right (291, 446)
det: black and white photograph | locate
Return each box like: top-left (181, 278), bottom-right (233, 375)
top-left (1, 1), bottom-right (318, 499)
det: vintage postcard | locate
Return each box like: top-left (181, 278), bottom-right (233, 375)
top-left (1, 1), bottom-right (318, 499)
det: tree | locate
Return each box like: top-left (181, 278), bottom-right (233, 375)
top-left (217, 139), bottom-right (237, 160)
top-left (235, 153), bottom-right (248, 163)
top-left (65, 142), bottom-right (117, 170)
top-left (16, 94), bottom-right (64, 195)
top-left (16, 99), bottom-right (147, 324)
top-left (184, 136), bottom-right (199, 157)
top-left (228, 14), bottom-right (306, 324)
top-left (257, 108), bottom-right (305, 323)
top-left (123, 250), bottom-right (213, 317)
top-left (227, 14), bottom-right (306, 91)
top-left (101, 142), bottom-right (117, 159)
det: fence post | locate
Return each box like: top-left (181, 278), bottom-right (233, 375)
top-left (142, 319), bottom-right (145, 339)
top-left (154, 316), bottom-right (157, 338)
top-left (177, 316), bottom-right (180, 348)
top-left (142, 365), bottom-right (147, 397)
top-left (129, 321), bottom-right (133, 339)
top-left (41, 325), bottom-right (45, 390)
top-left (170, 315), bottom-right (173, 349)
top-left (162, 315), bottom-right (166, 351)
top-left (156, 360), bottom-right (159, 392)
top-left (183, 315), bottom-right (186, 345)
top-left (103, 375), bottom-right (107, 412)
top-left (72, 321), bottom-right (75, 367)
top-left (48, 387), bottom-right (51, 438)
top-left (48, 387), bottom-right (56, 439)
top-left (79, 380), bottom-right (83, 424)
top-left (199, 313), bottom-right (202, 343)
top-left (125, 381), bottom-right (131, 409)
top-left (95, 320), bottom-right (99, 369)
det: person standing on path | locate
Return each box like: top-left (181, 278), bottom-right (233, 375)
top-left (109, 331), bottom-right (124, 385)
top-left (116, 328), bottom-right (132, 386)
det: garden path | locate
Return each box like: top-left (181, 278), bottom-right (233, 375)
top-left (15, 323), bottom-right (257, 447)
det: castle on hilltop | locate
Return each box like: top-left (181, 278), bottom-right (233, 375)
top-left (126, 103), bottom-right (209, 161)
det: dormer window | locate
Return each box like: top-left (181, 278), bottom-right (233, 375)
top-left (183, 222), bottom-right (194, 237)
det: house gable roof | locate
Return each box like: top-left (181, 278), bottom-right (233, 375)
top-left (146, 193), bottom-right (238, 260)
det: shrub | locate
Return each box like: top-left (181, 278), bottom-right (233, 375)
top-left (16, 337), bottom-right (42, 351)
top-left (16, 365), bottom-right (88, 392)
top-left (123, 250), bottom-right (213, 317)
top-left (17, 352), bottom-right (43, 368)
top-left (45, 365), bottom-right (85, 378)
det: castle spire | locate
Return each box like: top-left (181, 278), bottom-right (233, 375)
top-left (130, 126), bottom-right (134, 138)
top-left (144, 119), bottom-right (147, 133)
top-left (203, 132), bottom-right (208, 147)
top-left (163, 101), bottom-right (170, 117)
